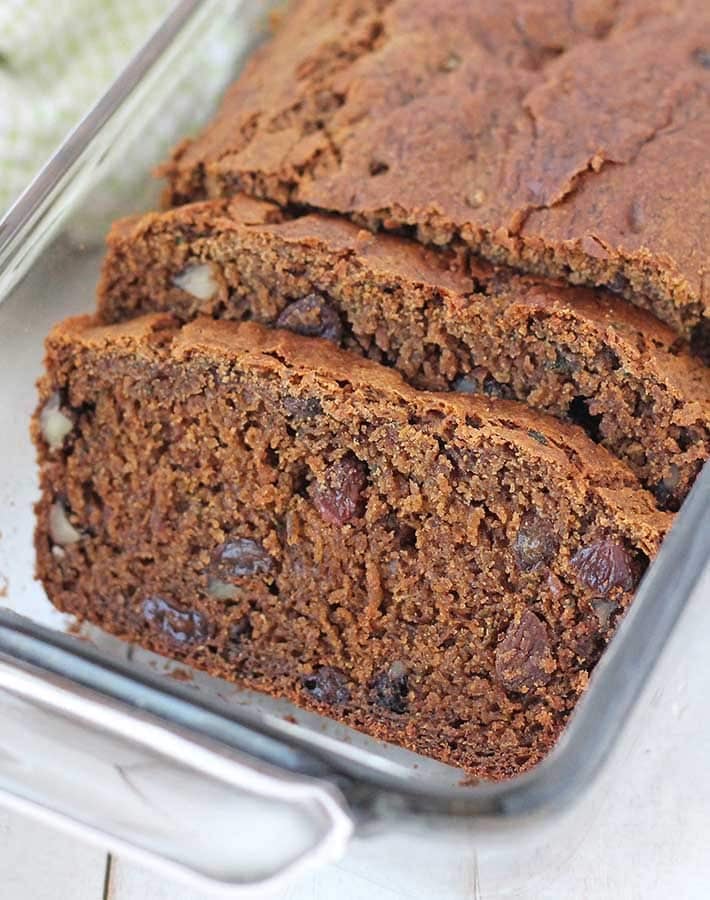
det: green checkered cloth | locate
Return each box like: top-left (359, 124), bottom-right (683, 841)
top-left (0, 0), bottom-right (242, 232)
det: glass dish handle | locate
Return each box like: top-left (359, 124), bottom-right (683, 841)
top-left (0, 652), bottom-right (354, 895)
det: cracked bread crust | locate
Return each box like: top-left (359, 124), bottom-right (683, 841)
top-left (97, 199), bottom-right (710, 509)
top-left (160, 0), bottom-right (710, 347)
top-left (34, 314), bottom-right (670, 778)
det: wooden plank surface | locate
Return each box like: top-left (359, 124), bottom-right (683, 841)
top-left (0, 808), bottom-right (107, 900)
top-left (107, 853), bottom-right (422, 900)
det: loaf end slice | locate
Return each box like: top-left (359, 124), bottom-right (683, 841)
top-left (158, 0), bottom-right (710, 346)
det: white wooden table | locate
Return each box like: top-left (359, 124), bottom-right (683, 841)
top-left (3, 571), bottom-right (708, 900)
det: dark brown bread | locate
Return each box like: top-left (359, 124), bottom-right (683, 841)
top-left (34, 314), bottom-right (670, 778)
top-left (160, 0), bottom-right (710, 350)
top-left (97, 198), bottom-right (710, 510)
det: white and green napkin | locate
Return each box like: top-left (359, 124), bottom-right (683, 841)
top-left (0, 0), bottom-right (245, 229)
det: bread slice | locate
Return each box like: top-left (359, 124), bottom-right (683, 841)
top-left (98, 198), bottom-right (710, 509)
top-left (34, 314), bottom-right (670, 778)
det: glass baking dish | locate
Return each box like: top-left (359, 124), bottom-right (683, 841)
top-left (0, 0), bottom-right (708, 893)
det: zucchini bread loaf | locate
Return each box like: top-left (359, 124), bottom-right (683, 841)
top-left (34, 315), bottom-right (670, 777)
top-left (98, 197), bottom-right (710, 510)
top-left (160, 0), bottom-right (710, 352)
top-left (31, 0), bottom-right (709, 779)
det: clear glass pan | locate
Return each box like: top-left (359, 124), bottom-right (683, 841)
top-left (0, 0), bottom-right (707, 892)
